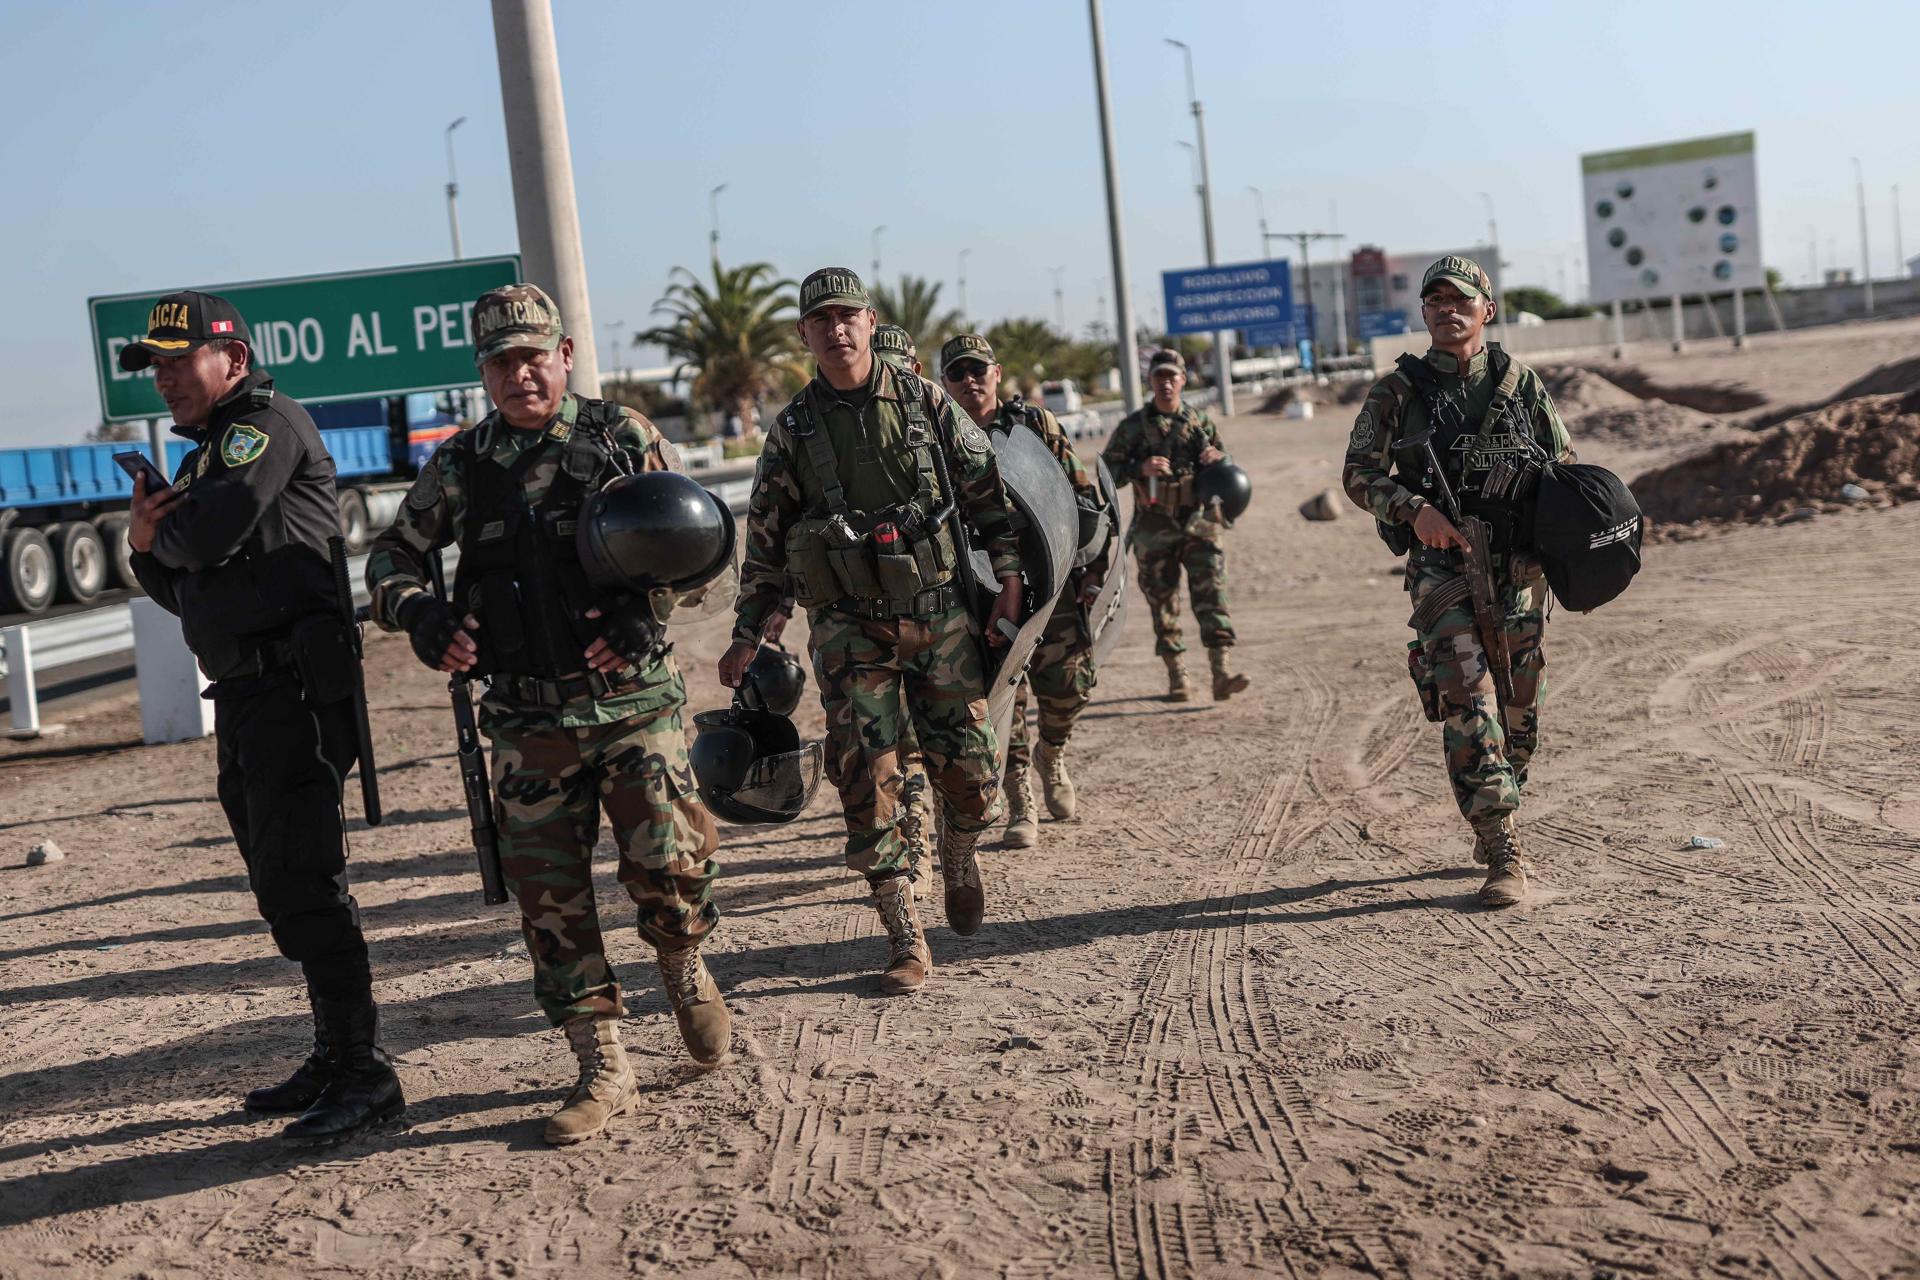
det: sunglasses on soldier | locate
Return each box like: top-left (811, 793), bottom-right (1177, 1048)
top-left (943, 360), bottom-right (990, 383)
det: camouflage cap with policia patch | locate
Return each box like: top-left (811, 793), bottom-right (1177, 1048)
top-left (872, 324), bottom-right (917, 363)
top-left (118, 290), bottom-right (253, 371)
top-left (797, 267), bottom-right (871, 318)
top-left (471, 283), bottom-right (566, 366)
top-left (1148, 348), bottom-right (1185, 374)
top-left (939, 333), bottom-right (995, 375)
top-left (1420, 255), bottom-right (1493, 300)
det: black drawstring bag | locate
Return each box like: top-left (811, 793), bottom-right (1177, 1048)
top-left (1533, 461), bottom-right (1643, 612)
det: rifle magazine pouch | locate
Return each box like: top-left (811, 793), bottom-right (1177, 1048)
top-left (290, 613), bottom-right (358, 705)
top-left (873, 549), bottom-right (925, 601)
top-left (1407, 640), bottom-right (1444, 723)
top-left (826, 543), bottom-right (883, 600)
top-left (783, 519), bottom-right (840, 608)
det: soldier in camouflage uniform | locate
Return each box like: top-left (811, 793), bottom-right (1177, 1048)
top-left (1341, 256), bottom-right (1574, 908)
top-left (719, 268), bottom-right (1024, 995)
top-left (869, 323), bottom-right (937, 873)
top-left (1100, 349), bottom-right (1249, 702)
top-left (938, 334), bottom-right (1109, 847)
top-left (367, 284), bottom-right (729, 1143)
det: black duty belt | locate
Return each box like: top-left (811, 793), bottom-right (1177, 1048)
top-left (489, 670), bottom-right (645, 707)
top-left (830, 582), bottom-right (961, 621)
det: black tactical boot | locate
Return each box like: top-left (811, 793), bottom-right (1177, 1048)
top-left (282, 997), bottom-right (405, 1146)
top-left (245, 992), bottom-right (334, 1114)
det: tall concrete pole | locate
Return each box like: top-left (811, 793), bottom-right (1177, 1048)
top-left (958, 248), bottom-right (970, 321)
top-left (1854, 157), bottom-right (1874, 315)
top-left (708, 183), bottom-right (727, 262)
top-left (1480, 192), bottom-right (1508, 349)
top-left (492, 0), bottom-right (599, 395)
top-left (1894, 185), bottom-right (1905, 281)
top-left (1167, 38), bottom-right (1233, 415)
top-left (1088, 0), bottom-right (1142, 412)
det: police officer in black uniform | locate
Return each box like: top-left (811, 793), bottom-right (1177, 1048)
top-left (124, 291), bottom-right (403, 1145)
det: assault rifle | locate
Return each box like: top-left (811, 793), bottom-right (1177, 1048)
top-left (1403, 429), bottom-right (1514, 715)
top-left (428, 551), bottom-right (508, 906)
top-left (328, 536), bottom-right (382, 826)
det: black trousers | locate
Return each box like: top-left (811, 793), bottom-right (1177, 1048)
top-left (213, 677), bottom-right (373, 1003)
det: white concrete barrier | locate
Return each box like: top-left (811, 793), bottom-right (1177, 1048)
top-left (131, 597), bottom-right (213, 744)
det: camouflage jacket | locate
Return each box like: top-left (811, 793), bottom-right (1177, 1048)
top-left (733, 360), bottom-right (1021, 644)
top-left (1342, 346), bottom-right (1572, 529)
top-left (365, 393), bottom-right (685, 729)
top-left (1100, 401), bottom-right (1227, 526)
top-left (995, 398), bottom-right (1113, 583)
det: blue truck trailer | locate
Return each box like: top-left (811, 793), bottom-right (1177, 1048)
top-left (0, 394), bottom-right (460, 615)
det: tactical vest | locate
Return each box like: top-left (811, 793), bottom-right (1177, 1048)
top-left (1129, 406), bottom-right (1208, 516)
top-left (1389, 348), bottom-right (1542, 559)
top-left (780, 370), bottom-right (962, 616)
top-left (453, 399), bottom-right (631, 678)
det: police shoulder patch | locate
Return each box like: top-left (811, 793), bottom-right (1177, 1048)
top-left (220, 422), bottom-right (269, 468)
top-left (958, 419), bottom-right (991, 453)
top-left (1349, 404), bottom-right (1376, 453)
top-left (405, 459), bottom-right (443, 511)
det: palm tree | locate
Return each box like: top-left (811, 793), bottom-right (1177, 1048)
top-left (638, 260), bottom-right (806, 438)
top-left (871, 274), bottom-right (965, 358)
top-left (984, 318), bottom-right (1067, 398)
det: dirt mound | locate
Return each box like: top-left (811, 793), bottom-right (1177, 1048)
top-left (1591, 364), bottom-right (1768, 414)
top-left (1538, 365), bottom-right (1641, 414)
top-left (1835, 354), bottom-right (1920, 400)
top-left (1635, 389), bottom-right (1920, 527)
top-left (1567, 399), bottom-right (1717, 449)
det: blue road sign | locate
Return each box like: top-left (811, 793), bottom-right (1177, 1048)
top-left (1244, 302), bottom-right (1312, 349)
top-left (1358, 309), bottom-right (1409, 340)
top-left (1162, 259), bottom-right (1292, 336)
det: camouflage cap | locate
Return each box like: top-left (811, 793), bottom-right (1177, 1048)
top-left (939, 333), bottom-right (995, 375)
top-left (1420, 255), bottom-right (1492, 301)
top-left (872, 324), bottom-right (917, 361)
top-left (472, 283), bottom-right (565, 367)
top-left (1148, 348), bottom-right (1185, 374)
top-left (798, 267), bottom-right (871, 318)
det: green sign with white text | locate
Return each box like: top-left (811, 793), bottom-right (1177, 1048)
top-left (89, 255), bottom-right (521, 421)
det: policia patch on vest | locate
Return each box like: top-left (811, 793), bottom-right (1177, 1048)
top-left (957, 418), bottom-right (991, 453)
top-left (220, 423), bottom-right (269, 467)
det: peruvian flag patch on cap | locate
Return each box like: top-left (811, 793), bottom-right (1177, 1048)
top-left (210, 320), bottom-right (234, 334)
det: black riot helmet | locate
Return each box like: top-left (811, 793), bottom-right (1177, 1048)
top-left (741, 643), bottom-right (807, 717)
top-left (1193, 459), bottom-right (1253, 525)
top-left (690, 697), bottom-right (825, 825)
top-left (577, 471), bottom-right (736, 593)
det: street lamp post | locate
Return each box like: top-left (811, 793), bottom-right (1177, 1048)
top-left (1248, 186), bottom-right (1269, 262)
top-left (1479, 192), bottom-right (1508, 347)
top-left (708, 183), bottom-right (726, 262)
top-left (444, 116), bottom-right (467, 260)
top-left (604, 320), bottom-right (625, 381)
top-left (958, 248), bottom-right (971, 322)
top-left (1854, 158), bottom-right (1874, 315)
top-left (1165, 37), bottom-right (1233, 415)
top-left (1050, 267), bottom-right (1067, 332)
top-left (1087, 0), bottom-right (1142, 411)
top-left (871, 225), bottom-right (885, 284)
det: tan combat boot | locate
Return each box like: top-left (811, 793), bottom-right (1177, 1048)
top-left (1003, 767), bottom-right (1039, 848)
top-left (938, 821), bottom-right (987, 935)
top-left (1209, 648), bottom-right (1251, 701)
top-left (1474, 816), bottom-right (1531, 908)
top-left (873, 875), bottom-right (931, 994)
top-left (656, 945), bottom-right (731, 1067)
top-left (1034, 738), bottom-right (1076, 820)
top-left (899, 772), bottom-right (934, 879)
top-left (545, 1015), bottom-right (638, 1146)
top-left (1164, 653), bottom-right (1191, 702)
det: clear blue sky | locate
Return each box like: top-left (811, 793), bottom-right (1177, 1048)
top-left (5, 0), bottom-right (1917, 446)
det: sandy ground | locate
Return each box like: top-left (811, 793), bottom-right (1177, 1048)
top-left (4, 324), bottom-right (1920, 1278)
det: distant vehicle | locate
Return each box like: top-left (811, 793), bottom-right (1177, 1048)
top-left (1040, 379), bottom-right (1083, 415)
top-left (0, 393), bottom-right (462, 615)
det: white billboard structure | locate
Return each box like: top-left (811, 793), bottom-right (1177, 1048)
top-left (1581, 131), bottom-right (1769, 349)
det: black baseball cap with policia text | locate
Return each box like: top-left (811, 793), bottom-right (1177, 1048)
top-left (118, 291), bottom-right (253, 371)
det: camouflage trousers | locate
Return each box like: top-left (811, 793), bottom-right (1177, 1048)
top-left (1406, 556), bottom-right (1548, 826)
top-left (808, 601), bottom-right (1002, 883)
top-left (489, 706), bottom-right (720, 1026)
top-left (1006, 596), bottom-right (1098, 775)
top-left (1133, 517), bottom-right (1235, 656)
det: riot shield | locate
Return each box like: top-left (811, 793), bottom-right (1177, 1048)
top-left (966, 423), bottom-right (1079, 760)
top-left (1086, 456), bottom-right (1132, 668)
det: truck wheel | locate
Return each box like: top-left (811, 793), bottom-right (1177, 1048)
top-left (51, 521), bottom-right (108, 604)
top-left (0, 527), bottom-right (56, 615)
top-left (96, 513), bottom-right (138, 590)
top-left (338, 489), bottom-right (370, 553)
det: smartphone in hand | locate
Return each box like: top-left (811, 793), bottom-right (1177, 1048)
top-left (112, 451), bottom-right (172, 495)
